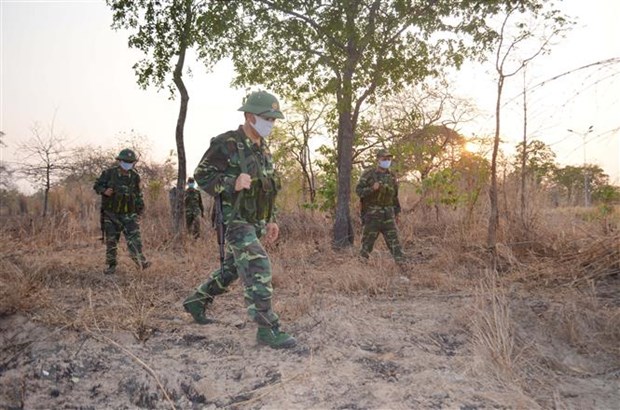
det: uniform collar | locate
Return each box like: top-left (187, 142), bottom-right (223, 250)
top-left (117, 165), bottom-right (131, 175)
top-left (237, 125), bottom-right (264, 148)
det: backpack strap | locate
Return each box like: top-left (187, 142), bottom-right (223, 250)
top-left (231, 138), bottom-right (248, 223)
top-left (109, 167), bottom-right (119, 189)
top-left (236, 140), bottom-right (248, 174)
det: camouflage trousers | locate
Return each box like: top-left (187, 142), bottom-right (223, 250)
top-left (103, 211), bottom-right (147, 268)
top-left (196, 221), bottom-right (279, 328)
top-left (185, 211), bottom-right (201, 238)
top-left (360, 207), bottom-right (404, 262)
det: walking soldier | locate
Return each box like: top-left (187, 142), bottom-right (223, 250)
top-left (182, 91), bottom-right (296, 349)
top-left (93, 149), bottom-right (150, 274)
top-left (356, 148), bottom-right (405, 264)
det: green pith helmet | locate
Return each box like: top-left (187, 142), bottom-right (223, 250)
top-left (375, 148), bottom-right (393, 158)
top-left (238, 91), bottom-right (285, 119)
top-left (116, 148), bottom-right (137, 163)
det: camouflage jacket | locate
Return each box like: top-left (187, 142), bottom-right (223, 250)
top-left (355, 167), bottom-right (401, 215)
top-left (194, 126), bottom-right (279, 224)
top-left (93, 166), bottom-right (144, 214)
top-left (184, 188), bottom-right (204, 216)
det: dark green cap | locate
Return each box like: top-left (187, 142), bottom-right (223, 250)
top-left (116, 148), bottom-right (137, 162)
top-left (376, 149), bottom-right (393, 158)
top-left (238, 91), bottom-right (284, 119)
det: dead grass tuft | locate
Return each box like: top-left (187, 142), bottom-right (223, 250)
top-left (558, 232), bottom-right (620, 284)
top-left (467, 270), bottom-right (553, 408)
top-left (0, 257), bottom-right (49, 317)
top-left (470, 270), bottom-right (521, 382)
top-left (546, 286), bottom-right (620, 359)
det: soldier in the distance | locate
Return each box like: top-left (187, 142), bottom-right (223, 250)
top-left (93, 149), bottom-right (150, 275)
top-left (356, 148), bottom-right (405, 264)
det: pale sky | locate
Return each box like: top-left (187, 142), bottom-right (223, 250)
top-left (1, 0), bottom-right (619, 192)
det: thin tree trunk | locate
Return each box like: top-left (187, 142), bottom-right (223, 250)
top-left (520, 67), bottom-right (528, 224)
top-left (488, 77), bottom-right (504, 255)
top-left (43, 165), bottom-right (50, 217)
top-left (306, 145), bottom-right (316, 203)
top-left (298, 135), bottom-right (311, 204)
top-left (171, 0), bottom-right (192, 234)
top-left (300, 142), bottom-right (316, 205)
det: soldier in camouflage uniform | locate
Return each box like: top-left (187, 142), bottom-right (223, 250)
top-left (182, 91), bottom-right (296, 349)
top-left (356, 149), bottom-right (405, 263)
top-left (93, 149), bottom-right (150, 275)
top-left (184, 177), bottom-right (204, 238)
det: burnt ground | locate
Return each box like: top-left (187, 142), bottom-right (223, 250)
top-left (1, 273), bottom-right (619, 410)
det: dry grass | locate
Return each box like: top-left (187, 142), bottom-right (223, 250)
top-left (468, 270), bottom-right (552, 408)
top-left (0, 256), bottom-right (50, 316)
top-left (1, 194), bottom-right (619, 408)
top-left (467, 265), bottom-right (620, 408)
top-left (547, 286), bottom-right (620, 358)
top-left (470, 270), bottom-right (520, 383)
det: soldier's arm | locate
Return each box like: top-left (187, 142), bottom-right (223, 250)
top-left (198, 192), bottom-right (205, 213)
top-left (134, 173), bottom-right (145, 214)
top-left (267, 172), bottom-right (281, 224)
top-left (355, 171), bottom-right (374, 198)
top-left (393, 177), bottom-right (401, 215)
top-left (269, 209), bottom-right (278, 224)
top-left (194, 135), bottom-right (238, 197)
top-left (266, 194), bottom-right (279, 224)
top-left (93, 169), bottom-right (110, 195)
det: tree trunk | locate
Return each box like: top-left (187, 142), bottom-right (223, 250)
top-left (488, 77), bottom-right (504, 255)
top-left (333, 61), bottom-right (356, 249)
top-left (307, 145), bottom-right (316, 204)
top-left (333, 110), bottom-right (354, 247)
top-left (43, 164), bottom-right (50, 217)
top-left (333, 14), bottom-right (357, 248)
top-left (520, 68), bottom-right (527, 224)
top-left (173, 78), bottom-right (189, 234)
top-left (171, 1), bottom-right (192, 234)
top-left (302, 144), bottom-right (316, 204)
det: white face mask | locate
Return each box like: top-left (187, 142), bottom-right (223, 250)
top-left (188, 183), bottom-right (196, 189)
top-left (120, 161), bottom-right (134, 171)
top-left (379, 159), bottom-right (392, 169)
top-left (250, 115), bottom-right (274, 138)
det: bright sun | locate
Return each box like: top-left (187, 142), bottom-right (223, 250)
top-left (464, 141), bottom-right (478, 153)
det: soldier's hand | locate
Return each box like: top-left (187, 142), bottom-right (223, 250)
top-left (103, 188), bottom-right (114, 197)
top-left (235, 173), bottom-right (252, 191)
top-left (264, 222), bottom-right (279, 244)
top-left (372, 182), bottom-right (381, 191)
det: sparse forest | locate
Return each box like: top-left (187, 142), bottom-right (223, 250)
top-left (1, 1), bottom-right (619, 409)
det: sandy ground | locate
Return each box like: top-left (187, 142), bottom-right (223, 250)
top-left (1, 271), bottom-right (619, 410)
